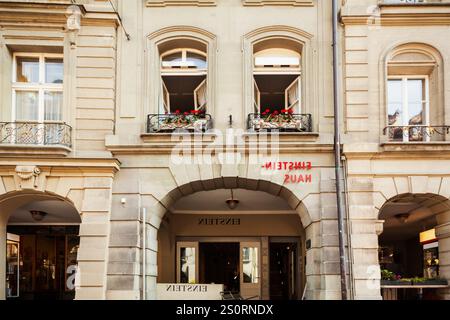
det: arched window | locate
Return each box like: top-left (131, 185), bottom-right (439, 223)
top-left (158, 40), bottom-right (208, 115)
top-left (252, 39), bottom-right (302, 116)
top-left (385, 44), bottom-right (444, 142)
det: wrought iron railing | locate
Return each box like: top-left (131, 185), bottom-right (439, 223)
top-left (383, 125), bottom-right (450, 142)
top-left (0, 122), bottom-right (72, 148)
top-left (147, 114), bottom-right (213, 133)
top-left (247, 113), bottom-right (313, 132)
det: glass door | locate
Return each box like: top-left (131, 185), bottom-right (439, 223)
top-left (6, 234), bottom-right (20, 299)
top-left (176, 242), bottom-right (199, 284)
top-left (240, 241), bottom-right (261, 300)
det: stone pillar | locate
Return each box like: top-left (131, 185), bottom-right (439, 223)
top-left (347, 185), bottom-right (383, 300)
top-left (75, 178), bottom-right (113, 300)
top-left (436, 211), bottom-right (450, 299)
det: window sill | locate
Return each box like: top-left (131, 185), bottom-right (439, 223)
top-left (381, 141), bottom-right (450, 152)
top-left (0, 144), bottom-right (72, 157)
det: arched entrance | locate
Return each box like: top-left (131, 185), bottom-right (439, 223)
top-left (378, 193), bottom-right (450, 300)
top-left (153, 178), bottom-right (311, 300)
top-left (1, 191), bottom-right (81, 300)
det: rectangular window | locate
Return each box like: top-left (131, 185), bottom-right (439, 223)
top-left (387, 76), bottom-right (429, 142)
top-left (12, 53), bottom-right (64, 123)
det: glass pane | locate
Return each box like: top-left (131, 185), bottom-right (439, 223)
top-left (242, 247), bottom-right (259, 284)
top-left (15, 91), bottom-right (39, 121)
top-left (6, 240), bottom-right (20, 298)
top-left (45, 58), bottom-right (64, 84)
top-left (186, 52), bottom-right (207, 69)
top-left (162, 52), bottom-right (183, 68)
top-left (44, 91), bottom-right (63, 121)
top-left (407, 79), bottom-right (424, 126)
top-left (180, 247), bottom-right (196, 284)
top-left (35, 236), bottom-right (56, 292)
top-left (387, 79), bottom-right (404, 141)
top-left (16, 57), bottom-right (39, 83)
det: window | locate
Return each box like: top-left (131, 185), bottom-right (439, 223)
top-left (252, 40), bottom-right (302, 115)
top-left (387, 77), bottom-right (429, 142)
top-left (12, 53), bottom-right (64, 123)
top-left (159, 47), bottom-right (207, 114)
top-left (385, 43), bottom-right (444, 142)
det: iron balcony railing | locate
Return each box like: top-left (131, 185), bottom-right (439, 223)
top-left (0, 122), bottom-right (72, 148)
top-left (147, 113), bottom-right (213, 133)
top-left (247, 113), bottom-right (313, 132)
top-left (383, 125), bottom-right (450, 142)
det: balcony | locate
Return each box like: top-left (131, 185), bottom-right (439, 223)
top-left (247, 113), bottom-right (312, 133)
top-left (383, 125), bottom-right (450, 142)
top-left (147, 113), bottom-right (213, 133)
top-left (0, 122), bottom-right (72, 156)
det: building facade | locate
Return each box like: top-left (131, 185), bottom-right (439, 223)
top-left (0, 0), bottom-right (449, 301)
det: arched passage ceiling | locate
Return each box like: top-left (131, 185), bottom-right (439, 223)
top-left (170, 188), bottom-right (295, 214)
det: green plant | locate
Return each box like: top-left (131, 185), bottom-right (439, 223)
top-left (381, 269), bottom-right (396, 281)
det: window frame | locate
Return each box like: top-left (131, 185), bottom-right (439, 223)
top-left (12, 52), bottom-right (64, 123)
top-left (386, 75), bottom-right (430, 142)
top-left (160, 48), bottom-right (207, 76)
top-left (252, 45), bottom-right (302, 114)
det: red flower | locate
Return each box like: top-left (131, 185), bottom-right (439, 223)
top-left (281, 109), bottom-right (287, 114)
top-left (184, 112), bottom-right (189, 116)
top-left (289, 109), bottom-right (294, 114)
top-left (265, 109), bottom-right (270, 114)
top-left (273, 111), bottom-right (279, 115)
top-left (175, 109), bottom-right (181, 115)
top-left (262, 112), bottom-right (267, 116)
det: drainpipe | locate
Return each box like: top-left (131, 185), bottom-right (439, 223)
top-left (332, 0), bottom-right (348, 300)
top-left (142, 207), bottom-right (147, 300)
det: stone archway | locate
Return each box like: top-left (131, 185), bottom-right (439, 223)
top-left (378, 192), bottom-right (450, 300)
top-left (0, 161), bottom-right (119, 300)
top-left (140, 175), bottom-right (319, 300)
top-left (0, 190), bottom-right (81, 300)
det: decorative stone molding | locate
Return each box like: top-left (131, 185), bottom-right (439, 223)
top-left (243, 0), bottom-right (314, 6)
top-left (15, 165), bottom-right (41, 189)
top-left (146, 0), bottom-right (216, 6)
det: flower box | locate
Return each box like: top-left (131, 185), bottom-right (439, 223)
top-left (412, 279), bottom-right (448, 286)
top-left (381, 280), bottom-right (412, 286)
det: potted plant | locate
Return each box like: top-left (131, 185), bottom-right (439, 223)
top-left (252, 108), bottom-right (304, 131)
top-left (160, 109), bottom-right (207, 132)
top-left (380, 270), bottom-right (409, 286)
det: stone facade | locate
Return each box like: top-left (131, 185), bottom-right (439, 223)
top-left (0, 0), bottom-right (449, 301)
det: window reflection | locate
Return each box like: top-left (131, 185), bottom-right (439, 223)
top-left (180, 247), bottom-right (196, 284)
top-left (16, 57), bottom-right (39, 83)
top-left (242, 247), bottom-right (259, 284)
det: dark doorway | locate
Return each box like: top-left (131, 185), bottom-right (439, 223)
top-left (6, 226), bottom-right (79, 300)
top-left (270, 242), bottom-right (297, 300)
top-left (199, 243), bottom-right (240, 293)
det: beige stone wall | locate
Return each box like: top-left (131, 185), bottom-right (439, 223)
top-left (0, 1), bottom-right (118, 157)
top-left (111, 0), bottom-right (335, 144)
top-left (105, 150), bottom-right (346, 300)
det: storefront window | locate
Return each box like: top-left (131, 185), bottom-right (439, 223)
top-left (180, 247), bottom-right (196, 284)
top-left (242, 247), bottom-right (259, 284)
top-left (6, 236), bottom-right (20, 298)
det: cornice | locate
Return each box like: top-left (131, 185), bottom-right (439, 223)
top-left (0, 157), bottom-right (121, 173)
top-left (0, 2), bottom-right (118, 29)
